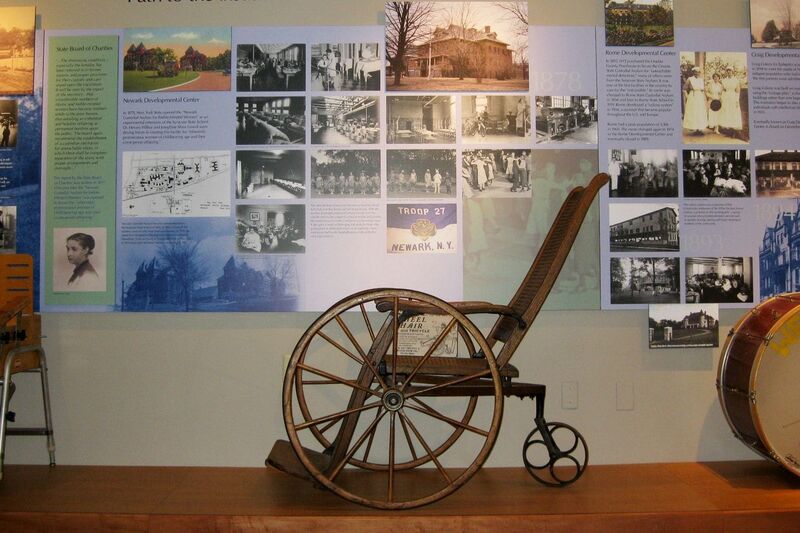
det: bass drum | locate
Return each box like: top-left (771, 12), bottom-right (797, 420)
top-left (718, 293), bottom-right (800, 476)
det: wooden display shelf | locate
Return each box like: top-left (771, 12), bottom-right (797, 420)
top-left (0, 461), bottom-right (799, 531)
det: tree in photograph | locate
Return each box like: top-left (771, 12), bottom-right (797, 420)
top-left (264, 257), bottom-right (297, 298)
top-left (493, 2), bottom-right (529, 78)
top-left (762, 19), bottom-right (780, 43)
top-left (442, 2), bottom-right (478, 80)
top-left (778, 0), bottom-right (796, 39)
top-left (385, 1), bottom-right (437, 86)
top-left (157, 240), bottom-right (208, 311)
top-left (610, 258), bottom-right (626, 291)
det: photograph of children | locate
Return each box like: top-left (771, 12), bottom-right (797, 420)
top-left (310, 150), bottom-right (381, 198)
top-left (462, 95), bottom-right (530, 143)
top-left (236, 150), bottom-right (305, 200)
top-left (609, 203), bottom-right (680, 252)
top-left (751, 0), bottom-right (800, 48)
top-left (123, 27), bottom-right (231, 92)
top-left (311, 42), bottom-right (381, 91)
top-left (311, 97), bottom-right (380, 145)
top-left (608, 149), bottom-right (678, 198)
top-left (236, 43), bottom-right (305, 91)
top-left (683, 149), bottom-right (750, 197)
top-left (604, 0), bottom-right (674, 47)
top-left (52, 227), bottom-right (108, 293)
top-left (0, 206), bottom-right (17, 253)
top-left (462, 149), bottom-right (531, 198)
top-left (685, 257), bottom-right (753, 304)
top-left (680, 51), bottom-right (748, 144)
top-left (755, 150), bottom-right (800, 197)
top-left (535, 96), bottom-right (597, 145)
top-left (0, 99), bottom-right (17, 148)
top-left (387, 149), bottom-right (456, 198)
top-left (235, 204), bottom-right (305, 254)
top-left (649, 304), bottom-right (719, 349)
top-left (385, 2), bottom-right (529, 91)
top-left (386, 96), bottom-right (455, 144)
top-left (610, 256), bottom-right (680, 304)
top-left (236, 97), bottom-right (305, 145)
top-left (0, 7), bottom-right (35, 96)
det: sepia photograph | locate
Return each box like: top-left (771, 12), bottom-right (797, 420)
top-left (0, 206), bottom-right (17, 253)
top-left (53, 227), bottom-right (108, 293)
top-left (0, 99), bottom-right (18, 148)
top-left (385, 1), bottom-right (529, 91)
top-left (535, 96), bottom-right (597, 144)
top-left (755, 149), bottom-right (800, 197)
top-left (310, 150), bottom-right (381, 198)
top-left (236, 150), bottom-right (305, 200)
top-left (311, 96), bottom-right (380, 145)
top-left (680, 51), bottom-right (749, 144)
top-left (609, 203), bottom-right (680, 252)
top-left (608, 149), bottom-right (678, 198)
top-left (123, 27), bottom-right (232, 92)
top-left (236, 43), bottom-right (305, 91)
top-left (462, 95), bottom-right (530, 143)
top-left (649, 304), bottom-right (719, 349)
top-left (0, 6), bottom-right (35, 96)
top-left (310, 42), bottom-right (381, 91)
top-left (683, 149), bottom-right (750, 197)
top-left (462, 149), bottom-right (531, 198)
top-left (236, 97), bottom-right (305, 145)
top-left (751, 0), bottom-right (800, 48)
top-left (604, 0), bottom-right (674, 47)
top-left (386, 95), bottom-right (454, 144)
top-left (235, 204), bottom-right (305, 254)
top-left (386, 149), bottom-right (456, 198)
top-left (685, 257), bottom-right (753, 304)
top-left (610, 256), bottom-right (680, 304)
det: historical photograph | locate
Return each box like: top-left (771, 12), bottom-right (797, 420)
top-left (760, 201), bottom-right (800, 298)
top-left (311, 96), bottom-right (380, 145)
top-left (236, 150), bottom-right (305, 200)
top-left (236, 97), bottom-right (305, 145)
top-left (680, 51), bottom-right (749, 144)
top-left (0, 6), bottom-right (35, 96)
top-left (609, 203), bottom-right (680, 252)
top-left (685, 257), bottom-right (753, 304)
top-left (608, 149), bottom-right (678, 198)
top-left (310, 42), bottom-right (381, 91)
top-left (610, 257), bottom-right (680, 304)
top-left (462, 95), bottom-right (530, 143)
top-left (386, 96), bottom-right (455, 144)
top-left (462, 149), bottom-right (532, 198)
top-left (751, 0), bottom-right (800, 48)
top-left (385, 1), bottom-right (529, 91)
top-left (386, 149), bottom-right (457, 198)
top-left (123, 27), bottom-right (232, 92)
top-left (535, 96), bottom-right (597, 144)
top-left (0, 99), bottom-right (18, 148)
top-left (683, 149), bottom-right (750, 197)
top-left (387, 203), bottom-right (457, 254)
top-left (755, 150), bottom-right (800, 197)
top-left (0, 206), bottom-right (17, 253)
top-left (236, 43), bottom-right (305, 91)
top-left (310, 150), bottom-right (381, 197)
top-left (235, 204), bottom-right (305, 254)
top-left (604, 0), bottom-right (674, 47)
top-left (649, 304), bottom-right (719, 349)
top-left (53, 227), bottom-right (108, 293)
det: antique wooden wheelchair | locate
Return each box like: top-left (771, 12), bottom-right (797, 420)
top-left (268, 173), bottom-right (609, 509)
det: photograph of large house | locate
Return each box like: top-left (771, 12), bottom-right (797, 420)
top-left (760, 202), bottom-right (800, 298)
top-left (751, 0), bottom-right (800, 48)
top-left (756, 150), bottom-right (800, 197)
top-left (649, 304), bottom-right (719, 349)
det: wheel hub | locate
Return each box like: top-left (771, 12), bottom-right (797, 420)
top-left (382, 389), bottom-right (404, 412)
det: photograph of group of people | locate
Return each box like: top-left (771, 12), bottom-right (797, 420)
top-left (235, 204), bottom-right (305, 254)
top-left (608, 149), bottom-right (679, 198)
top-left (610, 256), bottom-right (680, 304)
top-left (386, 96), bottom-right (455, 144)
top-left (534, 96), bottom-right (598, 145)
top-left (0, 99), bottom-right (17, 148)
top-left (235, 150), bottom-right (305, 200)
top-left (310, 150), bottom-right (381, 197)
top-left (609, 203), bottom-right (680, 252)
top-left (683, 149), bottom-right (750, 198)
top-left (386, 149), bottom-right (456, 198)
top-left (755, 150), bottom-right (800, 197)
top-left (311, 96), bottom-right (379, 145)
top-left (462, 149), bottom-right (531, 198)
top-left (685, 256), bottom-right (753, 304)
top-left (311, 42), bottom-right (381, 92)
top-left (236, 43), bottom-right (305, 92)
top-left (461, 95), bottom-right (530, 143)
top-left (236, 97), bottom-right (305, 145)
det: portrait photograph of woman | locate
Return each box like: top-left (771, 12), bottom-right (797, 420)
top-left (52, 228), bottom-right (107, 292)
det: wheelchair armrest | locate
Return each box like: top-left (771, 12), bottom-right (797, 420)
top-left (374, 298), bottom-right (526, 329)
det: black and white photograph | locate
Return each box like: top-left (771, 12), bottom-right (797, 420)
top-left (236, 97), bottom-right (305, 145)
top-left (604, 0), bottom-right (674, 47)
top-left (310, 42), bottom-right (381, 91)
top-left (385, 1), bottom-right (529, 91)
top-left (386, 149), bottom-right (457, 198)
top-left (310, 150), bottom-right (381, 197)
top-left (685, 257), bottom-right (753, 304)
top-left (0, 99), bottom-right (18, 148)
top-left (751, 0), bottom-right (800, 48)
top-left (235, 204), bottom-right (305, 254)
top-left (609, 203), bottom-right (680, 252)
top-left (608, 149), bottom-right (679, 198)
top-left (462, 95), bottom-right (530, 143)
top-left (386, 96), bottom-right (455, 144)
top-left (311, 96), bottom-right (380, 145)
top-left (462, 149), bottom-right (531, 198)
top-left (755, 150), bottom-right (800, 197)
top-left (649, 304), bottom-right (719, 349)
top-left (683, 149), bottom-right (750, 197)
top-left (535, 96), bottom-right (597, 144)
top-left (53, 227), bottom-right (108, 293)
top-left (610, 256), bottom-right (680, 304)
top-left (236, 43), bottom-right (305, 92)
top-left (236, 150), bottom-right (305, 200)
top-left (0, 206), bottom-right (16, 253)
top-left (680, 51), bottom-right (749, 144)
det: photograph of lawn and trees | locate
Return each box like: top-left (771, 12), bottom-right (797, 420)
top-left (0, 6), bottom-right (35, 95)
top-left (123, 27), bottom-right (231, 92)
top-left (648, 304), bottom-right (719, 348)
top-left (604, 0), bottom-right (674, 47)
top-left (751, 0), bottom-right (800, 47)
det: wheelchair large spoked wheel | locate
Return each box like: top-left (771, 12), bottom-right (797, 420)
top-left (283, 288), bottom-right (504, 509)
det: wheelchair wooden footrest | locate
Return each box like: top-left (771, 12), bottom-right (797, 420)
top-left (266, 439), bottom-right (330, 487)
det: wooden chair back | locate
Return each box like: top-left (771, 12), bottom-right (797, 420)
top-left (0, 254), bottom-right (40, 373)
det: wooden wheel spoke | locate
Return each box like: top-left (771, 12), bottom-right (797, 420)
top-left (388, 412), bottom-right (396, 502)
top-left (399, 411), bottom-right (452, 484)
top-left (398, 410), bottom-right (419, 461)
top-left (319, 417), bottom-right (340, 435)
top-left (359, 303), bottom-right (375, 342)
top-left (400, 317), bottom-right (458, 392)
top-left (295, 400), bottom-right (382, 431)
top-left (407, 398), bottom-right (488, 437)
top-left (317, 330), bottom-right (365, 366)
top-left (405, 369), bottom-right (492, 400)
top-left (361, 406), bottom-right (384, 463)
top-left (297, 363), bottom-right (382, 399)
top-left (333, 316), bottom-right (389, 391)
top-left (328, 409), bottom-right (388, 481)
top-left (391, 298), bottom-right (399, 385)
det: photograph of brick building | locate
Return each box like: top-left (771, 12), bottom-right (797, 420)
top-left (760, 201), bottom-right (800, 298)
top-left (609, 204), bottom-right (680, 252)
top-left (756, 150), bottom-right (800, 197)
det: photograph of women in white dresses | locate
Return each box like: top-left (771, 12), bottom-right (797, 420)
top-left (52, 227), bottom-right (107, 292)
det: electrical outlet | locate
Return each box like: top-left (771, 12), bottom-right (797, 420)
top-left (561, 381), bottom-right (578, 410)
top-left (616, 382), bottom-right (635, 411)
